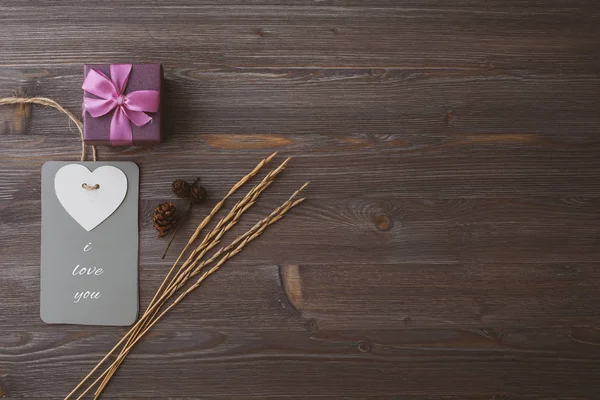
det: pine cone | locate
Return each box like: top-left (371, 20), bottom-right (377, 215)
top-left (153, 201), bottom-right (178, 238)
top-left (171, 179), bottom-right (191, 198)
top-left (189, 183), bottom-right (208, 204)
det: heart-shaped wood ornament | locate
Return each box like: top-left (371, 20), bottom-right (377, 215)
top-left (54, 164), bottom-right (128, 231)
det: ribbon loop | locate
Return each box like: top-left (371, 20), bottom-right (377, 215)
top-left (125, 90), bottom-right (160, 112)
top-left (82, 69), bottom-right (116, 100)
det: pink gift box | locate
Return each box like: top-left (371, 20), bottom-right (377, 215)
top-left (83, 63), bottom-right (163, 146)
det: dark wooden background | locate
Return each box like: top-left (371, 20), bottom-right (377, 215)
top-left (1, 1), bottom-right (600, 399)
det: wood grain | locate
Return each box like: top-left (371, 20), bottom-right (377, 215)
top-left (0, 1), bottom-right (600, 399)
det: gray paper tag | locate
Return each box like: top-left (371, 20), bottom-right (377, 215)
top-left (40, 161), bottom-right (139, 326)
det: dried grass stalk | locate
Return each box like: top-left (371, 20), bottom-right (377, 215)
top-left (80, 193), bottom-right (305, 400)
top-left (95, 157), bottom-right (291, 396)
top-left (65, 152), bottom-right (278, 400)
top-left (64, 154), bottom-right (307, 400)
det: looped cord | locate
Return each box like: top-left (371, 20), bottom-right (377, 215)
top-left (82, 183), bottom-right (100, 190)
top-left (0, 97), bottom-right (97, 161)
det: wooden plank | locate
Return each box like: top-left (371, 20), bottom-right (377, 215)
top-left (1, 67), bottom-right (599, 201)
top-left (1, 196), bottom-right (599, 266)
top-left (1, 3), bottom-right (599, 70)
top-left (1, 67), bottom-right (599, 139)
top-left (281, 263), bottom-right (600, 329)
top-left (1, 261), bottom-right (599, 330)
top-left (1, 261), bottom-right (600, 398)
top-left (1, 142), bottom-right (600, 199)
top-left (1, 321), bottom-right (599, 398)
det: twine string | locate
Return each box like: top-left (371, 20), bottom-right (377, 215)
top-left (0, 96), bottom-right (97, 161)
top-left (81, 183), bottom-right (100, 190)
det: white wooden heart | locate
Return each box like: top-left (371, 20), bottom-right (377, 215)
top-left (54, 164), bottom-right (128, 231)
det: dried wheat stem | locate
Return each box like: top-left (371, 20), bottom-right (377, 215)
top-left (94, 154), bottom-right (281, 397)
top-left (147, 182), bottom-right (307, 323)
top-left (146, 152), bottom-right (280, 313)
top-left (91, 190), bottom-right (307, 399)
top-left (189, 152), bottom-right (278, 245)
top-left (163, 157), bottom-right (290, 296)
top-left (154, 151), bottom-right (277, 314)
top-left (186, 183), bottom-right (309, 281)
top-left (106, 170), bottom-right (299, 380)
top-left (75, 192), bottom-right (306, 400)
top-left (65, 153), bottom-right (277, 400)
top-left (85, 197), bottom-right (305, 400)
top-left (130, 157), bottom-right (288, 336)
top-left (162, 176), bottom-right (287, 303)
top-left (95, 158), bottom-right (289, 396)
top-left (111, 194), bottom-right (306, 375)
top-left (154, 180), bottom-right (305, 325)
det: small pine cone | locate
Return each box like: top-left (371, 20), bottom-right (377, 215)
top-left (171, 179), bottom-right (191, 198)
top-left (189, 184), bottom-right (208, 204)
top-left (153, 201), bottom-right (178, 238)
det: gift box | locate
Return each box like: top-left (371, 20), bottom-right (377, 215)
top-left (82, 63), bottom-right (163, 146)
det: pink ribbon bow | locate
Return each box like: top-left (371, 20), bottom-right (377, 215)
top-left (82, 64), bottom-right (160, 145)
